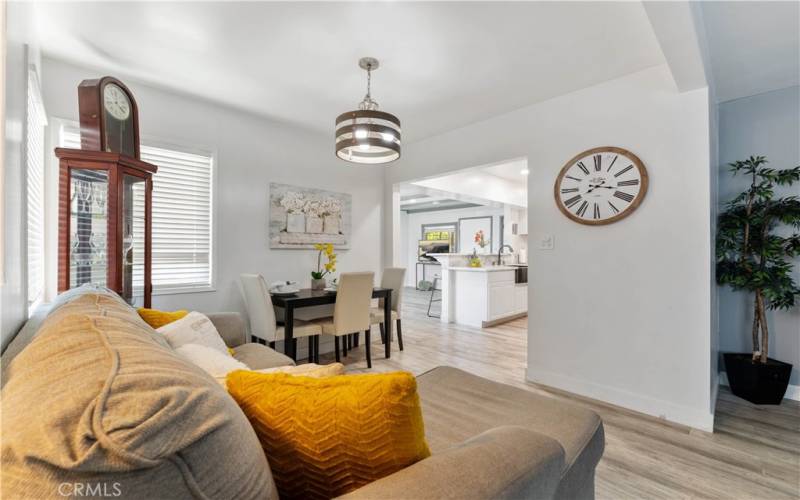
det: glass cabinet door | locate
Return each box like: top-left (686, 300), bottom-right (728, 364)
top-left (69, 169), bottom-right (108, 288)
top-left (122, 174), bottom-right (146, 306)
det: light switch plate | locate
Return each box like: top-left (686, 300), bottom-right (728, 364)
top-left (539, 234), bottom-right (554, 250)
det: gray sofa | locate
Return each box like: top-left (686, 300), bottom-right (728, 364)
top-left (1, 287), bottom-right (603, 499)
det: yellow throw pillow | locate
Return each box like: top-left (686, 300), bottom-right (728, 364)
top-left (137, 308), bottom-right (189, 329)
top-left (227, 371), bottom-right (431, 500)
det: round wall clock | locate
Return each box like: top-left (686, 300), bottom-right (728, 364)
top-left (554, 146), bottom-right (648, 225)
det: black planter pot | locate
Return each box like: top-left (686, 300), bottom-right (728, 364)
top-left (724, 353), bottom-right (793, 405)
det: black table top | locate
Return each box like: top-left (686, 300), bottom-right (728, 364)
top-left (270, 287), bottom-right (391, 307)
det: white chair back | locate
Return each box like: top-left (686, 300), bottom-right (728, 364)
top-left (380, 267), bottom-right (406, 317)
top-left (333, 272), bottom-right (374, 334)
top-left (239, 274), bottom-right (277, 342)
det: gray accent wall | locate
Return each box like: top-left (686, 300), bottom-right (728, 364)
top-left (717, 85), bottom-right (800, 386)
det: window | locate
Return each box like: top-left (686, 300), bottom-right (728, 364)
top-left (59, 125), bottom-right (214, 294)
top-left (26, 69), bottom-right (47, 310)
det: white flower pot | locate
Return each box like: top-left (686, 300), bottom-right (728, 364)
top-left (286, 213), bottom-right (306, 233)
top-left (306, 216), bottom-right (323, 233)
top-left (323, 216), bottom-right (341, 234)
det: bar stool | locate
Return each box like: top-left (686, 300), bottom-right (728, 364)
top-left (427, 276), bottom-right (441, 318)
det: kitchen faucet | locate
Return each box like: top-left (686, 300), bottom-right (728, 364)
top-left (497, 244), bottom-right (514, 266)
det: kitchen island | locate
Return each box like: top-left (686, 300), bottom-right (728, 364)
top-left (432, 254), bottom-right (527, 327)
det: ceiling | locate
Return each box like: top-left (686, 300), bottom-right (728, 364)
top-left (32, 1), bottom-right (664, 142)
top-left (399, 184), bottom-right (486, 213)
top-left (701, 1), bottom-right (800, 103)
top-left (399, 157), bottom-right (528, 212)
top-left (481, 158), bottom-right (529, 184)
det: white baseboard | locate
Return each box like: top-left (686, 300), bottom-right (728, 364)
top-left (526, 367), bottom-right (715, 432)
top-left (719, 371), bottom-right (800, 402)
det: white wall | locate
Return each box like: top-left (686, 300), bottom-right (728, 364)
top-left (402, 205), bottom-right (504, 287)
top-left (390, 65), bottom-right (715, 430)
top-left (718, 86), bottom-right (800, 389)
top-left (40, 57), bottom-right (384, 323)
top-left (1, 3), bottom-right (41, 351)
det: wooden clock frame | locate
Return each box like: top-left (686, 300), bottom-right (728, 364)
top-left (78, 76), bottom-right (141, 159)
top-left (553, 146), bottom-right (649, 226)
top-left (57, 76), bottom-right (156, 306)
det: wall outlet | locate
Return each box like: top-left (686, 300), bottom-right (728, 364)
top-left (539, 234), bottom-right (554, 250)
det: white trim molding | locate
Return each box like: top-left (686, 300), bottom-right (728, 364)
top-left (527, 366), bottom-right (715, 432)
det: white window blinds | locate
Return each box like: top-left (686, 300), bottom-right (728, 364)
top-left (26, 70), bottom-right (47, 308)
top-left (59, 125), bottom-right (214, 293)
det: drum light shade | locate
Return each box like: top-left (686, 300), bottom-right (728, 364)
top-left (335, 58), bottom-right (401, 165)
top-left (335, 110), bottom-right (401, 164)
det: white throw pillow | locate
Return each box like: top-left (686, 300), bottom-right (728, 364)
top-left (175, 344), bottom-right (249, 378)
top-left (157, 311), bottom-right (229, 355)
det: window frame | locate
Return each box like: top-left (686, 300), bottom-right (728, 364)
top-left (50, 119), bottom-right (218, 296)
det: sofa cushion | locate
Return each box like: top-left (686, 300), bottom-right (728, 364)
top-left (233, 342), bottom-right (296, 369)
top-left (416, 366), bottom-right (604, 499)
top-left (1, 292), bottom-right (277, 500)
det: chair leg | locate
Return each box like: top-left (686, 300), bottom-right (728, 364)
top-left (308, 336), bottom-right (314, 363)
top-left (343, 335), bottom-right (348, 357)
top-left (314, 336), bottom-right (320, 364)
top-left (354, 332), bottom-right (360, 347)
top-left (365, 330), bottom-right (372, 368)
top-left (396, 319), bottom-right (404, 351)
top-left (334, 337), bottom-right (340, 362)
top-left (379, 323), bottom-right (386, 344)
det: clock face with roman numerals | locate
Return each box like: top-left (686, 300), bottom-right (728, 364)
top-left (554, 146), bottom-right (648, 225)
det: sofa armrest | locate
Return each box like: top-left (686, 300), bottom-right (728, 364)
top-left (207, 312), bottom-right (247, 347)
top-left (338, 426), bottom-right (565, 500)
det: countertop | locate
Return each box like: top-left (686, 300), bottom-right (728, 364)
top-left (448, 266), bottom-right (517, 272)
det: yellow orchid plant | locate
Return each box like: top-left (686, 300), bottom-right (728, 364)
top-left (311, 243), bottom-right (336, 280)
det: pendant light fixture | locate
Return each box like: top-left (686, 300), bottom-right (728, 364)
top-left (335, 57), bottom-right (401, 164)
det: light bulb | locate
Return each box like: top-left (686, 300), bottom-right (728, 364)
top-left (520, 168), bottom-right (530, 175)
top-left (381, 132), bottom-right (394, 142)
top-left (358, 143), bottom-right (371, 151)
top-left (355, 129), bottom-right (368, 139)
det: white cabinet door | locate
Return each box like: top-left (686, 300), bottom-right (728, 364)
top-left (514, 285), bottom-right (528, 314)
top-left (488, 281), bottom-right (516, 320)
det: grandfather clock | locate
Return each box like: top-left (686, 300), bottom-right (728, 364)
top-left (56, 77), bottom-right (157, 307)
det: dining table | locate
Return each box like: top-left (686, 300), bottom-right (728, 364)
top-left (270, 287), bottom-right (393, 361)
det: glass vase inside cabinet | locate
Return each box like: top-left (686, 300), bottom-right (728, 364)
top-left (69, 168), bottom-right (109, 290)
top-left (122, 173), bottom-right (147, 306)
top-left (56, 149), bottom-right (157, 307)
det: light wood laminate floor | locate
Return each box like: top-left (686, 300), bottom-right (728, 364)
top-left (315, 288), bottom-right (800, 499)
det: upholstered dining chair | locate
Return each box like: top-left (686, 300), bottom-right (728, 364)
top-left (313, 272), bottom-right (375, 367)
top-left (239, 274), bottom-right (322, 362)
top-left (370, 267), bottom-right (406, 351)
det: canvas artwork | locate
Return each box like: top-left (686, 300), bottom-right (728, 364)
top-left (269, 183), bottom-right (351, 249)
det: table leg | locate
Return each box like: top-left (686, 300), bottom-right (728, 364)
top-left (384, 290), bottom-right (392, 359)
top-left (285, 304), bottom-right (295, 362)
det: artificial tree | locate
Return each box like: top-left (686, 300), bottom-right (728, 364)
top-left (717, 156), bottom-right (800, 365)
